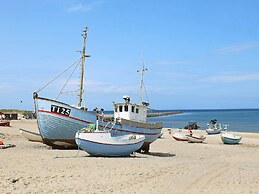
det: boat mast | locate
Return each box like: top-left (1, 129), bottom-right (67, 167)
top-left (78, 27), bottom-right (90, 107)
top-left (138, 62), bottom-right (147, 104)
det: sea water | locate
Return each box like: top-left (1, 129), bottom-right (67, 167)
top-left (147, 109), bottom-right (259, 133)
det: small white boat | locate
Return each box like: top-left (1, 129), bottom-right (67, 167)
top-left (0, 141), bottom-right (16, 149)
top-left (0, 144), bottom-right (16, 149)
top-left (206, 123), bottom-right (227, 135)
top-left (186, 134), bottom-right (206, 143)
top-left (158, 132), bottom-right (163, 138)
top-left (172, 133), bottom-right (188, 141)
top-left (75, 126), bottom-right (145, 156)
top-left (220, 132), bottom-right (242, 144)
top-left (19, 128), bottom-right (43, 143)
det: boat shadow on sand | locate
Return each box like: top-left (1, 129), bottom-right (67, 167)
top-left (55, 152), bottom-right (176, 159)
top-left (143, 152), bottom-right (176, 157)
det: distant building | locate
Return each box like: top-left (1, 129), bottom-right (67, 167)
top-left (23, 113), bottom-right (35, 119)
top-left (0, 112), bottom-right (18, 120)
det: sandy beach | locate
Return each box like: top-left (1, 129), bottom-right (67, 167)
top-left (1, 119), bottom-right (259, 194)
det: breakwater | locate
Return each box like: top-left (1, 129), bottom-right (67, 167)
top-left (103, 111), bottom-right (183, 122)
top-left (147, 111), bottom-right (183, 117)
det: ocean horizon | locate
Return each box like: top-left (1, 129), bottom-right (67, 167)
top-left (146, 108), bottom-right (259, 133)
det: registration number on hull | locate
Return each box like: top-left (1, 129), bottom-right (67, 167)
top-left (51, 105), bottom-right (71, 116)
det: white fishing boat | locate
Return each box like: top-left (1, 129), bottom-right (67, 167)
top-left (97, 65), bottom-right (163, 153)
top-left (186, 134), bottom-right (206, 143)
top-left (172, 132), bottom-right (188, 141)
top-left (33, 27), bottom-right (96, 148)
top-left (75, 120), bottom-right (145, 156)
top-left (206, 119), bottom-right (227, 135)
top-left (19, 128), bottom-right (43, 143)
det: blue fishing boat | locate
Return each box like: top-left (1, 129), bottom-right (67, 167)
top-left (220, 132), bottom-right (242, 144)
top-left (33, 27), bottom-right (96, 148)
top-left (33, 28), bottom-right (162, 151)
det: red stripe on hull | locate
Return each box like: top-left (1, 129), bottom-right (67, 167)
top-left (38, 109), bottom-right (93, 124)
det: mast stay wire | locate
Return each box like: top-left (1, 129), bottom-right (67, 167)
top-left (142, 81), bottom-right (149, 104)
top-left (36, 58), bottom-right (82, 93)
top-left (56, 59), bottom-right (82, 100)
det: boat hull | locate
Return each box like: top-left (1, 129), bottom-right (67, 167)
top-left (34, 97), bottom-right (96, 148)
top-left (34, 97), bottom-right (162, 150)
top-left (221, 133), bottom-right (242, 144)
top-left (75, 132), bottom-right (145, 156)
top-left (0, 121), bottom-right (10, 126)
top-left (206, 128), bottom-right (223, 135)
top-left (186, 135), bottom-right (206, 143)
top-left (19, 128), bottom-right (43, 143)
top-left (101, 120), bottom-right (162, 152)
top-left (172, 133), bottom-right (188, 141)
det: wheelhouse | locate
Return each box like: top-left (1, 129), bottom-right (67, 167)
top-left (113, 96), bottom-right (148, 123)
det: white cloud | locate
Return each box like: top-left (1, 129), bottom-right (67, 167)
top-left (158, 60), bottom-right (192, 66)
top-left (66, 1), bottom-right (103, 13)
top-left (86, 80), bottom-right (137, 94)
top-left (205, 72), bottom-right (259, 83)
top-left (217, 41), bottom-right (259, 54)
top-left (0, 82), bottom-right (15, 94)
top-left (57, 78), bottom-right (138, 94)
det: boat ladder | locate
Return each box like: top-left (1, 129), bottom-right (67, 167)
top-left (103, 122), bottom-right (116, 131)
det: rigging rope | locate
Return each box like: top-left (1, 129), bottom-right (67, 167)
top-left (142, 81), bottom-right (149, 103)
top-left (56, 59), bottom-right (82, 100)
top-left (36, 58), bottom-right (82, 93)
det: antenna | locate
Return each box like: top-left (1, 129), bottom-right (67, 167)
top-left (137, 61), bottom-right (148, 104)
top-left (78, 27), bottom-right (90, 107)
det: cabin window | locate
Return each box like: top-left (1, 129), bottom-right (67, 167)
top-left (115, 107), bottom-right (118, 112)
top-left (124, 105), bottom-right (128, 112)
top-left (119, 105), bottom-right (123, 112)
top-left (131, 106), bottom-right (134, 113)
top-left (136, 108), bottom-right (139, 113)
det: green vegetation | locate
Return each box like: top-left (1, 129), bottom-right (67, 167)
top-left (0, 109), bottom-right (33, 115)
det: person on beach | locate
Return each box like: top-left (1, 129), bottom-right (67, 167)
top-left (101, 111), bottom-right (105, 122)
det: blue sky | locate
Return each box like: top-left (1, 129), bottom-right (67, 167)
top-left (1, 0), bottom-right (259, 111)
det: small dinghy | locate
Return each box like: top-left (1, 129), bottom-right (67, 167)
top-left (220, 132), bottom-right (242, 144)
top-left (172, 133), bottom-right (188, 141)
top-left (19, 128), bottom-right (43, 143)
top-left (0, 121), bottom-right (10, 126)
top-left (206, 121), bottom-right (227, 135)
top-left (0, 141), bottom-right (16, 149)
top-left (186, 134), bottom-right (206, 143)
top-left (158, 132), bottom-right (163, 138)
top-left (75, 130), bottom-right (145, 157)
